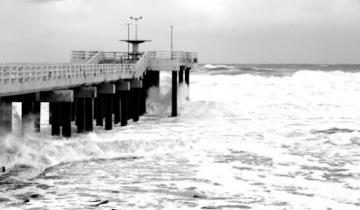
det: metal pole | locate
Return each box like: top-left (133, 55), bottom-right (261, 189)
top-left (135, 22), bottom-right (138, 40)
top-left (171, 25), bottom-right (173, 60)
top-left (130, 16), bottom-right (142, 41)
top-left (128, 24), bottom-right (130, 59)
top-left (124, 22), bottom-right (132, 60)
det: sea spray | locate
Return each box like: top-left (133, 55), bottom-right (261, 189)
top-left (1, 65), bottom-right (360, 209)
top-left (0, 73), bottom-right (193, 180)
top-left (146, 72), bottom-right (189, 116)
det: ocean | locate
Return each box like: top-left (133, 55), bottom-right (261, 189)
top-left (1, 64), bottom-right (360, 209)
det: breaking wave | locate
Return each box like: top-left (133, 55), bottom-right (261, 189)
top-left (0, 74), bottom-right (191, 180)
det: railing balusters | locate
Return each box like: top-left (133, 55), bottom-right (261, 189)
top-left (0, 51), bottom-right (196, 95)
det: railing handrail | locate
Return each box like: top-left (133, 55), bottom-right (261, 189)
top-left (87, 51), bottom-right (104, 64)
top-left (0, 51), bottom-right (197, 96)
top-left (146, 51), bottom-right (198, 63)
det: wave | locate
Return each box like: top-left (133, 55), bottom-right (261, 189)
top-left (202, 64), bottom-right (234, 70)
top-left (0, 76), bottom-right (191, 180)
top-left (1, 69), bottom-right (360, 181)
top-left (200, 64), bottom-right (360, 77)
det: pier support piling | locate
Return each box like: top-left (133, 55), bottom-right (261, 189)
top-left (117, 81), bottom-right (130, 126)
top-left (75, 87), bottom-right (97, 133)
top-left (95, 95), bottom-right (104, 126)
top-left (0, 99), bottom-right (12, 133)
top-left (172, 71), bottom-right (178, 117)
top-left (98, 84), bottom-right (115, 130)
top-left (49, 103), bottom-right (53, 125)
top-left (50, 102), bottom-right (61, 136)
top-left (113, 92), bottom-right (121, 125)
top-left (179, 66), bottom-right (185, 84)
top-left (62, 102), bottom-right (72, 138)
top-left (127, 88), bottom-right (133, 121)
top-left (51, 102), bottom-right (72, 137)
top-left (140, 75), bottom-right (147, 116)
top-left (22, 100), bottom-right (34, 133)
top-left (39, 90), bottom-right (74, 137)
top-left (34, 101), bottom-right (41, 132)
top-left (85, 98), bottom-right (94, 131)
top-left (130, 80), bottom-right (143, 122)
top-left (147, 71), bottom-right (160, 88)
top-left (120, 91), bottom-right (128, 126)
top-left (185, 67), bottom-right (190, 100)
top-left (104, 95), bottom-right (113, 130)
top-left (76, 99), bottom-right (85, 133)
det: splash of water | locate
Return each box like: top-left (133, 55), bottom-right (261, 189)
top-left (0, 73), bottom-right (191, 180)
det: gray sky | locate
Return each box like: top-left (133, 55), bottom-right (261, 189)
top-left (1, 0), bottom-right (360, 63)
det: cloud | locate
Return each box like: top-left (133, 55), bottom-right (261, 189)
top-left (1, 0), bottom-right (360, 63)
top-left (29, 0), bottom-right (64, 3)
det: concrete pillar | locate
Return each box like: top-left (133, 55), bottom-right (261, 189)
top-left (140, 75), bottom-right (147, 116)
top-left (179, 66), bottom-right (185, 84)
top-left (62, 102), bottom-right (72, 138)
top-left (76, 99), bottom-right (85, 133)
top-left (185, 67), bottom-right (190, 100)
top-left (98, 84), bottom-right (115, 130)
top-left (49, 102), bottom-right (53, 125)
top-left (146, 71), bottom-right (160, 102)
top-left (39, 90), bottom-right (74, 137)
top-left (34, 101), bottom-right (40, 132)
top-left (154, 71), bottom-right (160, 88)
top-left (22, 100), bottom-right (33, 133)
top-left (127, 83), bottom-right (133, 121)
top-left (114, 93), bottom-right (121, 124)
top-left (0, 99), bottom-right (12, 133)
top-left (117, 81), bottom-right (130, 126)
top-left (172, 71), bottom-right (178, 117)
top-left (120, 91), bottom-right (128, 126)
top-left (75, 87), bottom-right (96, 133)
top-left (148, 71), bottom-right (160, 88)
top-left (51, 102), bottom-right (71, 137)
top-left (84, 98), bottom-right (94, 131)
top-left (1, 94), bottom-right (40, 133)
top-left (17, 93), bottom-right (39, 133)
top-left (132, 89), bottom-right (139, 122)
top-left (141, 85), bottom-right (146, 115)
top-left (95, 95), bottom-right (104, 126)
top-left (104, 95), bottom-right (113, 130)
top-left (51, 102), bottom-right (61, 136)
top-left (71, 102), bottom-right (76, 122)
top-left (130, 80), bottom-right (143, 122)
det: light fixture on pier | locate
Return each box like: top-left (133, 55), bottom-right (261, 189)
top-left (120, 16), bottom-right (150, 61)
top-left (130, 16), bottom-right (143, 40)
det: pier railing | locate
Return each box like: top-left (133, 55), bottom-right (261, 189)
top-left (147, 51), bottom-right (197, 64)
top-left (0, 51), bottom-right (197, 96)
top-left (0, 62), bottom-right (136, 96)
top-left (146, 51), bottom-right (197, 71)
top-left (71, 51), bottom-right (100, 63)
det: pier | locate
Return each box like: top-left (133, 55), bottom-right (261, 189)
top-left (0, 42), bottom-right (197, 137)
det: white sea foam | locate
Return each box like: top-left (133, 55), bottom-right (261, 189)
top-left (202, 64), bottom-right (234, 69)
top-left (1, 69), bottom-right (360, 209)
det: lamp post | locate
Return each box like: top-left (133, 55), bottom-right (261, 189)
top-left (171, 25), bottom-right (173, 60)
top-left (124, 22), bottom-right (132, 60)
top-left (130, 16), bottom-right (143, 40)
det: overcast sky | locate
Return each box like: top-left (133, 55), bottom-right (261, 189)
top-left (0, 0), bottom-right (360, 63)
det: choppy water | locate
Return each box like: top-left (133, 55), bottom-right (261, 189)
top-left (1, 64), bottom-right (360, 209)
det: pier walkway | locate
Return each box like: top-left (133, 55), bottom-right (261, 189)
top-left (0, 51), bottom-right (197, 97)
top-left (0, 50), bottom-right (197, 137)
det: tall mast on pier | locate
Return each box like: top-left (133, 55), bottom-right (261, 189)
top-left (120, 16), bottom-right (151, 61)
